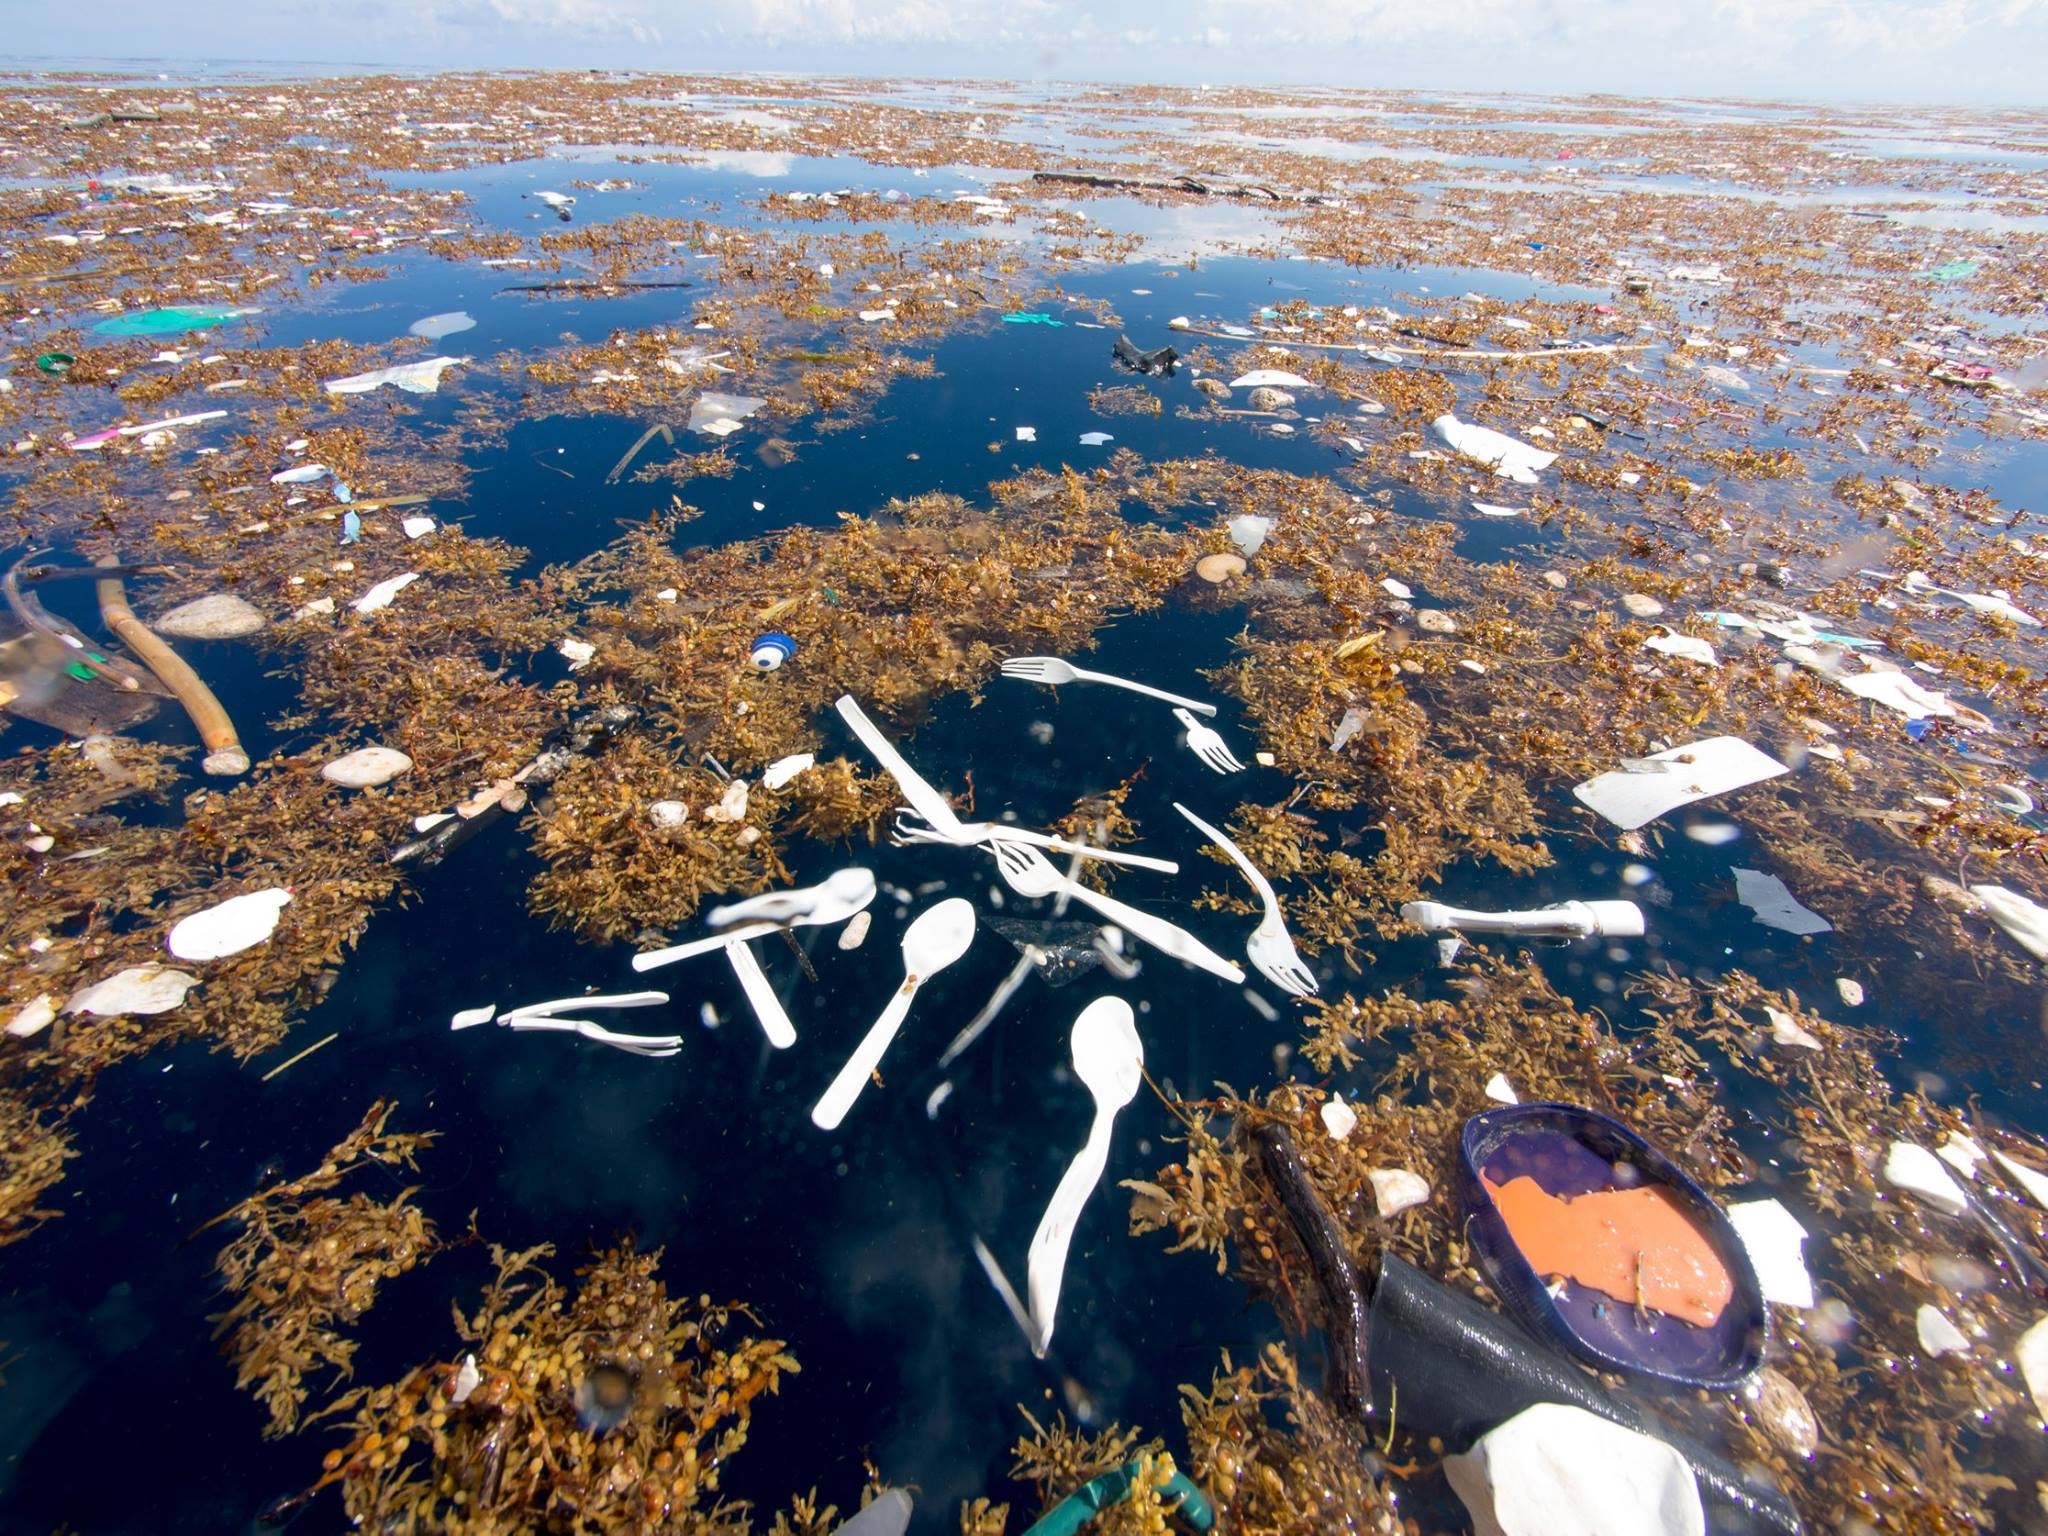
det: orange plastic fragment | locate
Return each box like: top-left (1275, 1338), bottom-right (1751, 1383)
top-left (1483, 1173), bottom-right (1734, 1328)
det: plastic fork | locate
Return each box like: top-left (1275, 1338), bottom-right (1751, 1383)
top-left (1000, 656), bottom-right (1217, 716)
top-left (502, 1016), bottom-right (682, 1057)
top-left (1173, 802), bottom-right (1319, 998)
top-left (986, 835), bottom-right (1243, 985)
top-left (890, 812), bottom-right (1179, 875)
top-left (1171, 706), bottom-right (1247, 775)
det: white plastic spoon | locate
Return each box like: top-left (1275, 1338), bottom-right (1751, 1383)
top-left (725, 938), bottom-right (796, 1049)
top-left (1026, 996), bottom-right (1144, 1357)
top-left (812, 897), bottom-right (977, 1130)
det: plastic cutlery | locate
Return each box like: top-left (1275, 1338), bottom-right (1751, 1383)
top-left (499, 989), bottom-right (670, 1021)
top-left (1172, 707), bottom-right (1247, 775)
top-left (724, 938), bottom-right (796, 1048)
top-left (835, 695), bottom-right (970, 837)
top-left (1000, 656), bottom-right (1217, 716)
top-left (632, 867), bottom-right (876, 972)
top-left (812, 897), bottom-right (977, 1129)
top-left (1026, 997), bottom-right (1144, 1356)
top-left (1173, 802), bottom-right (1318, 997)
top-left (891, 813), bottom-right (1179, 875)
top-left (987, 836), bottom-right (1243, 985)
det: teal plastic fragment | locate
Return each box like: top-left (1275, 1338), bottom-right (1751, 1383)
top-left (1003, 312), bottom-right (1064, 326)
top-left (1021, 1460), bottom-right (1214, 1536)
top-left (91, 306), bottom-right (246, 338)
top-left (1922, 260), bottom-right (1979, 282)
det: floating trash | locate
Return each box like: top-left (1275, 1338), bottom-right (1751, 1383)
top-left (321, 746), bottom-right (413, 788)
top-left (749, 632), bottom-right (797, 671)
top-left (153, 594), bottom-right (265, 640)
top-left (408, 311), bottom-right (475, 339)
top-left (167, 888), bottom-right (293, 962)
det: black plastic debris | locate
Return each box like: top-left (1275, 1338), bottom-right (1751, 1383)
top-left (1112, 334), bottom-right (1179, 376)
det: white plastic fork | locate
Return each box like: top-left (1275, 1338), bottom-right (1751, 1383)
top-left (502, 1017), bottom-right (682, 1056)
top-left (986, 836), bottom-right (1243, 985)
top-left (1173, 802), bottom-right (1318, 997)
top-left (1171, 707), bottom-right (1247, 775)
top-left (1000, 656), bottom-right (1218, 716)
top-left (890, 813), bottom-right (1180, 875)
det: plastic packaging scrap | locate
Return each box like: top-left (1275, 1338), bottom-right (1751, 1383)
top-left (1573, 736), bottom-right (1790, 831)
top-left (1902, 571), bottom-right (2041, 627)
top-left (64, 964), bottom-right (199, 1017)
top-left (558, 637), bottom-right (596, 672)
top-left (324, 357), bottom-right (465, 396)
top-left (1732, 868), bottom-right (1833, 936)
top-left (1110, 334), bottom-right (1178, 375)
top-left (91, 305), bottom-right (252, 338)
top-left (166, 887), bottom-right (292, 962)
top-left (1027, 997), bottom-right (1143, 1356)
top-left (1430, 413), bottom-right (1558, 485)
top-left (340, 511), bottom-right (361, 545)
top-left (1019, 1459), bottom-right (1212, 1536)
top-left (1968, 884), bottom-right (2048, 961)
top-left (1783, 646), bottom-right (1972, 723)
top-left (1401, 898), bottom-right (1645, 939)
top-left (408, 310), bottom-right (475, 339)
top-left (1226, 513), bottom-right (1273, 556)
top-left (1444, 1402), bottom-right (1705, 1536)
top-left (401, 515), bottom-right (435, 539)
top-left (1643, 630), bottom-right (1718, 667)
top-left (686, 391), bottom-right (766, 437)
top-left (1725, 1198), bottom-right (1815, 1309)
top-left (352, 572), bottom-right (420, 614)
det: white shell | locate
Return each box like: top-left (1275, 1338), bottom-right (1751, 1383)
top-left (1916, 1304), bottom-right (1969, 1356)
top-left (65, 965), bottom-right (200, 1016)
top-left (321, 746), bottom-right (413, 788)
top-left (1883, 1141), bottom-right (1968, 1215)
top-left (762, 753), bottom-right (815, 790)
top-left (1320, 1095), bottom-right (1357, 1140)
top-left (1369, 1168), bottom-right (1432, 1216)
top-left (167, 887), bottom-right (292, 961)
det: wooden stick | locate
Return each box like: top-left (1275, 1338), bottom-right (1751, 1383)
top-left (94, 557), bottom-right (250, 776)
top-left (260, 1031), bottom-right (339, 1082)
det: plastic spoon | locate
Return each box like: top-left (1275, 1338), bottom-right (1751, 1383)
top-left (1026, 996), bottom-right (1144, 1357)
top-left (725, 938), bottom-right (796, 1049)
top-left (812, 897), bottom-right (977, 1130)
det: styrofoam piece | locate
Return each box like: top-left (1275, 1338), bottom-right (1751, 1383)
top-left (5, 994), bottom-right (57, 1039)
top-left (1369, 1168), bottom-right (1431, 1216)
top-left (1444, 1402), bottom-right (1705, 1536)
top-left (65, 965), bottom-right (199, 1016)
top-left (1572, 736), bottom-right (1790, 830)
top-left (1725, 1198), bottom-right (1814, 1309)
top-left (1916, 1304), bottom-right (1969, 1356)
top-left (1733, 869), bottom-right (1833, 936)
top-left (1321, 1095), bottom-right (1358, 1140)
top-left (1936, 1133), bottom-right (1985, 1180)
top-left (1993, 1150), bottom-right (2048, 1211)
top-left (1229, 369), bottom-right (1312, 388)
top-left (1430, 412), bottom-right (1559, 485)
top-left (762, 753), bottom-right (815, 790)
top-left (166, 887), bottom-right (292, 961)
top-left (1484, 1073), bottom-right (1519, 1105)
top-left (1883, 1140), bottom-right (1968, 1215)
top-left (1969, 884), bottom-right (2048, 961)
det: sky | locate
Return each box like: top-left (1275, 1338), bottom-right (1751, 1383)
top-left (10, 0), bottom-right (2048, 107)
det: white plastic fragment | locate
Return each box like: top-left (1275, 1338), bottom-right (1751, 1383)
top-left (270, 464), bottom-right (327, 485)
top-left (1227, 514), bottom-right (1273, 556)
top-left (1229, 369), bottom-right (1312, 389)
top-left (1015, 426), bottom-right (1036, 442)
top-left (1917, 1304), bottom-right (1969, 1356)
top-left (762, 753), bottom-right (815, 790)
top-left (293, 596), bottom-right (336, 619)
top-left (703, 778), bottom-right (750, 823)
top-left (1380, 577), bottom-right (1412, 599)
top-left (65, 965), bottom-right (200, 1016)
top-left (154, 594), bottom-right (265, 639)
top-left (1572, 736), bottom-right (1790, 831)
top-left (686, 391), bottom-right (766, 435)
top-left (1644, 630), bottom-right (1718, 667)
top-left (1430, 413), bottom-right (1558, 485)
top-left (1484, 1073), bottom-right (1519, 1105)
top-left (2018, 1318), bottom-right (2048, 1419)
top-left (410, 311), bottom-right (475, 339)
top-left (325, 357), bottom-right (464, 396)
top-left (5, 994), bottom-right (57, 1039)
top-left (1320, 1095), bottom-right (1357, 1140)
top-left (450, 1004), bottom-right (497, 1030)
top-left (857, 307), bottom-right (896, 323)
top-left (1936, 1133), bottom-right (1985, 1180)
top-left (1883, 1141), bottom-right (1968, 1215)
top-left (1734, 869), bottom-right (1833, 936)
top-left (558, 637), bottom-right (597, 671)
top-left (167, 888), bottom-right (292, 961)
top-left (1993, 1151), bottom-right (2048, 1211)
top-left (1078, 431), bottom-right (1113, 446)
top-left (401, 515), bottom-right (436, 539)
top-left (1369, 1168), bottom-right (1431, 1216)
top-left (1726, 1198), bottom-right (1815, 1309)
top-left (1765, 1006), bottom-right (1823, 1051)
top-left (1443, 1402), bottom-right (1704, 1536)
top-left (833, 1489), bottom-right (914, 1536)
top-left (352, 572), bottom-right (420, 613)
top-left (1470, 501), bottom-right (1526, 518)
top-left (1968, 884), bottom-right (2048, 961)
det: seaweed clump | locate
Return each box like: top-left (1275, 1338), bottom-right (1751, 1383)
top-left (308, 1240), bottom-right (802, 1534)
top-left (206, 1100), bottom-right (440, 1436)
